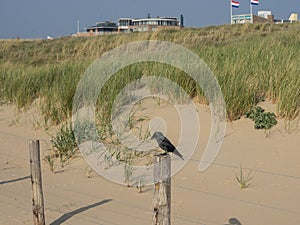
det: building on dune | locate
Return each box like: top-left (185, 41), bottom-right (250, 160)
top-left (84, 21), bottom-right (118, 35)
top-left (74, 10), bottom-right (299, 37)
top-left (232, 11), bottom-right (299, 24)
top-left (77, 14), bottom-right (184, 36)
top-left (118, 14), bottom-right (184, 32)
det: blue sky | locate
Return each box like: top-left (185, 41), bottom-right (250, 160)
top-left (0, 0), bottom-right (299, 39)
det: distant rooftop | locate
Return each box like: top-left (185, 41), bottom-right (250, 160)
top-left (232, 11), bottom-right (298, 24)
top-left (79, 14), bottom-right (184, 36)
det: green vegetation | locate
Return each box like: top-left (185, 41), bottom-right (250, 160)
top-left (124, 161), bottom-right (135, 187)
top-left (235, 164), bottom-right (253, 189)
top-left (136, 175), bottom-right (146, 193)
top-left (50, 122), bottom-right (78, 167)
top-left (245, 106), bottom-right (278, 137)
top-left (44, 152), bottom-right (55, 173)
top-left (84, 164), bottom-right (93, 178)
top-left (0, 23), bottom-right (299, 125)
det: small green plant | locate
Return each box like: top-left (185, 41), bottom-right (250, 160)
top-left (124, 163), bottom-right (134, 187)
top-left (104, 151), bottom-right (113, 169)
top-left (235, 165), bottom-right (253, 189)
top-left (155, 97), bottom-right (161, 106)
top-left (112, 147), bottom-right (122, 161)
top-left (135, 119), bottom-right (151, 142)
top-left (136, 175), bottom-right (146, 193)
top-left (123, 154), bottom-right (135, 187)
top-left (50, 122), bottom-right (78, 167)
top-left (143, 129), bottom-right (151, 141)
top-left (73, 120), bottom-right (100, 145)
top-left (126, 113), bottom-right (135, 130)
top-left (84, 165), bottom-right (93, 178)
top-left (44, 151), bottom-right (55, 173)
top-left (245, 106), bottom-right (278, 137)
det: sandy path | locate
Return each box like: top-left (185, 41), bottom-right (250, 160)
top-left (0, 102), bottom-right (300, 225)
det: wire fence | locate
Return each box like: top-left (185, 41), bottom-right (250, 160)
top-left (1, 130), bottom-right (300, 225)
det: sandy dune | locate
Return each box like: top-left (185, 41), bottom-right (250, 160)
top-left (0, 101), bottom-right (300, 225)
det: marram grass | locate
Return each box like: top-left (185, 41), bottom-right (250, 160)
top-left (0, 23), bottom-right (299, 124)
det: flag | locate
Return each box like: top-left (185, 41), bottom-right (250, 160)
top-left (231, 0), bottom-right (240, 8)
top-left (251, 0), bottom-right (259, 5)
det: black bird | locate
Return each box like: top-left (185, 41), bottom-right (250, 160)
top-left (151, 131), bottom-right (184, 160)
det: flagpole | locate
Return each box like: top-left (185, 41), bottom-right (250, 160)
top-left (77, 20), bottom-right (80, 33)
top-left (250, 2), bottom-right (253, 23)
top-left (230, 0), bottom-right (233, 24)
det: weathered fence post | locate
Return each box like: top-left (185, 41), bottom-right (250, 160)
top-left (153, 154), bottom-right (171, 225)
top-left (29, 140), bottom-right (46, 225)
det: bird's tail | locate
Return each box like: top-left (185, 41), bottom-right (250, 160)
top-left (173, 149), bottom-right (184, 160)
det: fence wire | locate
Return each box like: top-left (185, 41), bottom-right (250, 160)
top-left (1, 130), bottom-right (300, 225)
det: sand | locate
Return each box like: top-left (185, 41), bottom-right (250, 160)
top-left (0, 101), bottom-right (300, 225)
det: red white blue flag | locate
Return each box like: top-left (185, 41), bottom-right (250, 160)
top-left (251, 0), bottom-right (259, 5)
top-left (231, 0), bottom-right (240, 8)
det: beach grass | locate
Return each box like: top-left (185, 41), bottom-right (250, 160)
top-left (0, 23), bottom-right (299, 124)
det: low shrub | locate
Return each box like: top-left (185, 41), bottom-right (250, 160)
top-left (245, 106), bottom-right (278, 137)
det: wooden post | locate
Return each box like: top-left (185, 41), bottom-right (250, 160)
top-left (153, 154), bottom-right (171, 225)
top-left (29, 140), bottom-right (46, 225)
